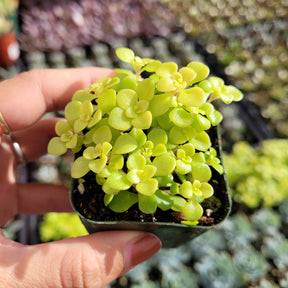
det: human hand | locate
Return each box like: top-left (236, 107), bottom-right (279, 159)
top-left (0, 68), bottom-right (162, 288)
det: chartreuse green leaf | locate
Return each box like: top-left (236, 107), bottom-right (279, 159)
top-left (97, 89), bottom-right (116, 114)
top-left (127, 154), bottom-right (146, 170)
top-left (47, 137), bottom-right (67, 155)
top-left (180, 181), bottom-right (193, 198)
top-left (127, 170), bottom-right (141, 184)
top-left (209, 76), bottom-right (224, 87)
top-left (108, 107), bottom-right (131, 131)
top-left (169, 108), bottom-right (194, 128)
top-left (200, 103), bottom-right (214, 115)
top-left (170, 182), bottom-right (179, 195)
top-left (100, 142), bottom-right (112, 156)
top-left (182, 197), bottom-right (203, 222)
top-left (156, 62), bottom-right (178, 77)
top-left (142, 165), bottom-right (157, 180)
top-left (103, 171), bottom-right (131, 194)
top-left (194, 114), bottom-right (211, 132)
top-left (191, 180), bottom-right (202, 198)
top-left (176, 159), bottom-right (191, 175)
top-left (117, 77), bottom-right (137, 91)
top-left (149, 93), bottom-right (172, 117)
top-left (88, 110), bottom-right (102, 128)
top-left (143, 60), bottom-right (161, 72)
top-left (108, 191), bottom-right (138, 213)
top-left (155, 190), bottom-right (173, 211)
top-left (187, 62), bottom-right (210, 84)
top-left (228, 86), bottom-right (243, 101)
top-left (153, 154), bottom-right (176, 176)
top-left (142, 140), bottom-right (153, 158)
top-left (155, 174), bottom-right (173, 187)
top-left (131, 111), bottom-right (152, 130)
top-left (136, 178), bottom-right (158, 196)
top-left (192, 163), bottom-right (212, 182)
top-left (205, 148), bottom-right (224, 175)
top-left (179, 67), bottom-right (196, 85)
top-left (197, 80), bottom-right (213, 93)
top-left (182, 143), bottom-right (195, 156)
top-left (83, 146), bottom-right (98, 160)
top-left (152, 144), bottom-right (167, 156)
top-left (117, 89), bottom-right (137, 110)
top-left (104, 194), bottom-right (114, 207)
top-left (116, 47), bottom-right (135, 63)
top-left (148, 128), bottom-right (168, 146)
top-left (171, 196), bottom-right (186, 212)
top-left (129, 128), bottom-right (146, 147)
top-left (133, 99), bottom-right (149, 114)
top-left (62, 132), bottom-right (76, 146)
top-left (199, 182), bottom-right (214, 198)
top-left (190, 131), bottom-right (211, 151)
top-left (71, 156), bottom-right (90, 178)
top-left (220, 85), bottom-right (243, 104)
top-left (169, 127), bottom-right (188, 145)
top-left (89, 157), bottom-right (107, 173)
top-left (65, 101), bottom-right (82, 121)
top-left (207, 110), bottom-right (223, 126)
top-left (157, 77), bottom-right (175, 92)
top-left (55, 120), bottom-right (70, 136)
top-left (74, 120), bottom-right (87, 134)
top-left (178, 87), bottom-right (205, 107)
top-left (72, 89), bottom-right (95, 102)
top-left (112, 134), bottom-right (138, 154)
top-left (157, 109), bottom-right (174, 130)
top-left (109, 154), bottom-right (124, 171)
top-left (137, 78), bottom-right (155, 101)
top-left (92, 125), bottom-right (112, 144)
top-left (138, 194), bottom-right (157, 214)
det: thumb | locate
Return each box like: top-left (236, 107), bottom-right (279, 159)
top-left (0, 231), bottom-right (161, 288)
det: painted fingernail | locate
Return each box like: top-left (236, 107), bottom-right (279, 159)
top-left (123, 233), bottom-right (162, 275)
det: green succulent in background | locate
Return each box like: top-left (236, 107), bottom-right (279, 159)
top-left (223, 139), bottom-right (288, 209)
top-left (0, 0), bottom-right (18, 37)
top-left (48, 47), bottom-right (243, 225)
top-left (39, 213), bottom-right (88, 242)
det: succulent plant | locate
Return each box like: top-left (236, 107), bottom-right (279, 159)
top-left (233, 246), bottom-right (269, 283)
top-left (0, 0), bottom-right (18, 37)
top-left (224, 139), bottom-right (288, 209)
top-left (195, 251), bottom-right (244, 288)
top-left (39, 212), bottom-right (88, 242)
top-left (48, 47), bottom-right (242, 225)
top-left (263, 235), bottom-right (288, 271)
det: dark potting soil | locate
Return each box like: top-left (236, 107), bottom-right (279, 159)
top-left (72, 127), bottom-right (230, 226)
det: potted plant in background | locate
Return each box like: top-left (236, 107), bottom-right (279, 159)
top-left (48, 47), bottom-right (243, 248)
top-left (0, 0), bottom-right (19, 68)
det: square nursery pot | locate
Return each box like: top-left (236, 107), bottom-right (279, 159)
top-left (70, 126), bottom-right (231, 248)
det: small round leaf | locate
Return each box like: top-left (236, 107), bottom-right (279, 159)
top-left (153, 154), bottom-right (176, 176)
top-left (138, 194), bottom-right (157, 214)
top-left (116, 47), bottom-right (135, 63)
top-left (47, 137), bottom-right (67, 155)
top-left (112, 134), bottom-right (138, 154)
top-left (71, 156), bottom-right (90, 178)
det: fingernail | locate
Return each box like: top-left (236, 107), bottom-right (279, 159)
top-left (123, 233), bottom-right (162, 275)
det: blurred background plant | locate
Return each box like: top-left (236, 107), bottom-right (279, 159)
top-left (0, 0), bottom-right (18, 36)
top-left (1, 0), bottom-right (288, 286)
top-left (224, 140), bottom-right (288, 209)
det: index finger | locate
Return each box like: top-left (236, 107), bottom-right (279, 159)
top-left (0, 67), bottom-right (115, 132)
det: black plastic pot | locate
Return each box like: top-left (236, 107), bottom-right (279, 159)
top-left (70, 126), bottom-right (231, 248)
